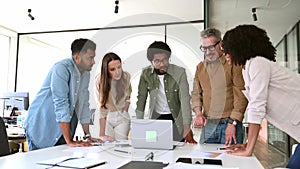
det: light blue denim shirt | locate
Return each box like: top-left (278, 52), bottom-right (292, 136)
top-left (24, 57), bottom-right (91, 149)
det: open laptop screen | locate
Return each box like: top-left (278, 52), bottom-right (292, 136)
top-left (130, 119), bottom-right (173, 150)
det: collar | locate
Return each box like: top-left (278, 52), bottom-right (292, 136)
top-left (71, 57), bottom-right (82, 75)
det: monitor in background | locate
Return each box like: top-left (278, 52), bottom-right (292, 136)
top-left (0, 92), bottom-right (29, 117)
top-left (0, 92), bottom-right (29, 111)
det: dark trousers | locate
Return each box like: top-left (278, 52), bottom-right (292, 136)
top-left (152, 112), bottom-right (184, 142)
top-left (287, 143), bottom-right (300, 169)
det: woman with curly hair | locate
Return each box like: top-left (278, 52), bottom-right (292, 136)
top-left (96, 52), bottom-right (132, 140)
top-left (222, 24), bottom-right (300, 168)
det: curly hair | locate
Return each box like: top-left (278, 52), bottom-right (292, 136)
top-left (147, 41), bottom-right (171, 61)
top-left (222, 24), bottom-right (276, 66)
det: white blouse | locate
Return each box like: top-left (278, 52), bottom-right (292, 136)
top-left (242, 56), bottom-right (300, 142)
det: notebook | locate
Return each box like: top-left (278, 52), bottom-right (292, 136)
top-left (118, 161), bottom-right (169, 169)
top-left (130, 119), bottom-right (174, 150)
top-left (37, 156), bottom-right (107, 168)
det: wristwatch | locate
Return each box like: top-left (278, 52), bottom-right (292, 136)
top-left (228, 118), bottom-right (237, 126)
top-left (83, 133), bottom-right (91, 140)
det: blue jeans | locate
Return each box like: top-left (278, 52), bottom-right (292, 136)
top-left (200, 118), bottom-right (244, 144)
top-left (25, 131), bottom-right (39, 151)
top-left (287, 144), bottom-right (300, 169)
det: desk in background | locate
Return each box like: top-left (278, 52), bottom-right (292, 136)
top-left (6, 126), bottom-right (27, 153)
top-left (0, 143), bottom-right (264, 169)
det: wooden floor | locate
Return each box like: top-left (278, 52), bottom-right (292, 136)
top-left (254, 138), bottom-right (289, 169)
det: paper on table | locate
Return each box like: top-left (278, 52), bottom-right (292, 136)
top-left (63, 146), bottom-right (110, 153)
top-left (104, 140), bottom-right (130, 146)
top-left (37, 156), bottom-right (106, 169)
top-left (187, 150), bottom-right (223, 159)
top-left (164, 162), bottom-right (238, 169)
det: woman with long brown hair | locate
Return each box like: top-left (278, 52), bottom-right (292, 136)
top-left (96, 52), bottom-right (131, 140)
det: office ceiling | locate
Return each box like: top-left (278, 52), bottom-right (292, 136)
top-left (0, 0), bottom-right (299, 45)
top-left (0, 0), bottom-right (202, 33)
top-left (209, 0), bottom-right (300, 45)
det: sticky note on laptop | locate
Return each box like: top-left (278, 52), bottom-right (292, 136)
top-left (146, 131), bottom-right (157, 142)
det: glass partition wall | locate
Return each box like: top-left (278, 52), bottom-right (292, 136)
top-left (268, 20), bottom-right (300, 157)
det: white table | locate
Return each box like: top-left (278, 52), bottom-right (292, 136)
top-left (0, 143), bottom-right (264, 169)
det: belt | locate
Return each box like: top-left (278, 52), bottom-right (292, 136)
top-left (206, 118), bottom-right (228, 124)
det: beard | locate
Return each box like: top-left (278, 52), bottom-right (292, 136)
top-left (205, 53), bottom-right (219, 62)
top-left (154, 68), bottom-right (167, 75)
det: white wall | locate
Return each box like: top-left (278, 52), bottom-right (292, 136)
top-left (14, 14), bottom-right (204, 138)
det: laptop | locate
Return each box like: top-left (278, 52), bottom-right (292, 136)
top-left (130, 119), bottom-right (174, 150)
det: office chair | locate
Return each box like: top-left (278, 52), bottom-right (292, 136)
top-left (0, 117), bottom-right (10, 156)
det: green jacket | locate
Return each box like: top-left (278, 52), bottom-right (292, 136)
top-left (136, 64), bottom-right (192, 134)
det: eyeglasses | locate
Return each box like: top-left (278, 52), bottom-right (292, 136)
top-left (152, 58), bottom-right (169, 66)
top-left (199, 40), bottom-right (220, 52)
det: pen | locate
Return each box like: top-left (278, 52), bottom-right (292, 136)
top-left (217, 147), bottom-right (226, 150)
top-left (145, 152), bottom-right (154, 161)
top-left (85, 161), bottom-right (107, 169)
top-left (114, 149), bottom-right (131, 154)
top-left (91, 142), bottom-right (103, 146)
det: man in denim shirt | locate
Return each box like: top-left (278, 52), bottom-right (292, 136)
top-left (24, 39), bottom-right (98, 150)
top-left (136, 41), bottom-right (197, 143)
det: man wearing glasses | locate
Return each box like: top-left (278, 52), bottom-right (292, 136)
top-left (191, 28), bottom-right (248, 146)
top-left (136, 41), bottom-right (197, 144)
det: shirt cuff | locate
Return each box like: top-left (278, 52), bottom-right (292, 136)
top-left (247, 112), bottom-right (264, 124)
